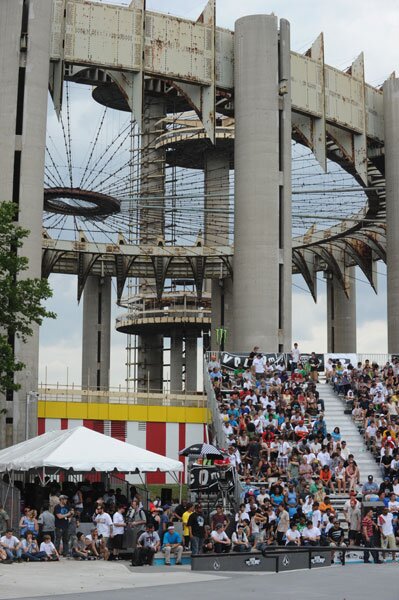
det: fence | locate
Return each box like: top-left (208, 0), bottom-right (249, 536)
top-left (0, 479), bottom-right (20, 531)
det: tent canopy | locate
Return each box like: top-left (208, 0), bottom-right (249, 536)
top-left (0, 426), bottom-right (183, 474)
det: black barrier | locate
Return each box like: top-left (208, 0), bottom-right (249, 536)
top-left (191, 546), bottom-right (381, 573)
top-left (191, 551), bottom-right (276, 572)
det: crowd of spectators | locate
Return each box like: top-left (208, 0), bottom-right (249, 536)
top-left (205, 348), bottom-right (399, 562)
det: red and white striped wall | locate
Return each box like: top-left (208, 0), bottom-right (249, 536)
top-left (37, 418), bottom-right (207, 484)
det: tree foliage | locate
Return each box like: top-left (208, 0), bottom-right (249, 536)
top-left (0, 202), bottom-right (56, 393)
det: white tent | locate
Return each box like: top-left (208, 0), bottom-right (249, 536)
top-left (0, 426), bottom-right (183, 474)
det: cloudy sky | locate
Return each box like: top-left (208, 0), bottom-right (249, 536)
top-left (39, 0), bottom-right (398, 388)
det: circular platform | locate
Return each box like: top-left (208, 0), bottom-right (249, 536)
top-left (43, 187), bottom-right (121, 217)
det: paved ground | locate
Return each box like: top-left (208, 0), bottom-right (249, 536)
top-left (1, 560), bottom-right (398, 600)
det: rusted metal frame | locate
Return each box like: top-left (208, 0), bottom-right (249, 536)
top-left (292, 249), bottom-right (318, 302)
top-left (315, 246), bottom-right (346, 293)
top-left (150, 256), bottom-right (173, 300)
top-left (328, 238), bottom-right (377, 292)
top-left (187, 256), bottom-right (206, 300)
top-left (77, 253), bottom-right (100, 302)
top-left (115, 255), bottom-right (138, 303)
top-left (349, 231), bottom-right (387, 263)
top-left (41, 249), bottom-right (64, 279)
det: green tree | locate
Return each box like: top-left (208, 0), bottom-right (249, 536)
top-left (0, 202), bottom-right (55, 393)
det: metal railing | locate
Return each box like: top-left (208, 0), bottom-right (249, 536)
top-left (38, 384), bottom-right (207, 408)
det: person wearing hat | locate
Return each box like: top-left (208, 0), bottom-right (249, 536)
top-left (54, 495), bottom-right (73, 557)
top-left (134, 523), bottom-right (160, 566)
top-left (162, 524), bottom-right (183, 565)
top-left (362, 475), bottom-right (379, 500)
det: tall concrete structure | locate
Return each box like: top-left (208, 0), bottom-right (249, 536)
top-left (0, 0), bottom-right (394, 445)
top-left (204, 149), bottom-right (233, 350)
top-left (326, 268), bottom-right (357, 353)
top-left (81, 276), bottom-right (111, 391)
top-left (0, 0), bottom-right (52, 445)
top-left (384, 77), bottom-right (399, 354)
top-left (137, 97), bottom-right (165, 392)
top-left (232, 15), bottom-right (292, 352)
top-left (170, 332), bottom-right (183, 393)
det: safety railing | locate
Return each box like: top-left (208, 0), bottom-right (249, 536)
top-left (38, 384), bottom-right (207, 408)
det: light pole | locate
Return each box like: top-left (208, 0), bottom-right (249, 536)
top-left (25, 391), bottom-right (39, 440)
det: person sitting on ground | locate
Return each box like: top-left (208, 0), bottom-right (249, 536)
top-left (162, 524), bottom-right (183, 565)
top-left (231, 524), bottom-right (250, 552)
top-left (0, 529), bottom-right (23, 562)
top-left (39, 533), bottom-right (60, 561)
top-left (211, 523), bottom-right (231, 554)
top-left (84, 528), bottom-right (109, 560)
top-left (72, 532), bottom-right (91, 560)
top-left (21, 531), bottom-right (48, 561)
top-left (134, 523), bottom-right (160, 566)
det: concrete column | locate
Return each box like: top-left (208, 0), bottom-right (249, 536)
top-left (170, 331), bottom-right (183, 393)
top-left (384, 78), bottom-right (399, 353)
top-left (203, 149), bottom-right (234, 350)
top-left (185, 336), bottom-right (198, 392)
top-left (326, 268), bottom-right (357, 353)
top-left (0, 1), bottom-right (52, 444)
top-left (232, 15), bottom-right (292, 352)
top-left (81, 276), bottom-right (112, 391)
top-left (137, 97), bottom-right (166, 391)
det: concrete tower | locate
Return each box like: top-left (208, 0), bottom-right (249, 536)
top-left (232, 15), bottom-right (292, 352)
top-left (0, 0), bottom-right (52, 445)
top-left (326, 268), bottom-right (357, 353)
top-left (384, 77), bottom-right (399, 354)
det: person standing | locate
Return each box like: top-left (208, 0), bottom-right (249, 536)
top-left (94, 505), bottom-right (113, 549)
top-left (276, 505), bottom-right (290, 545)
top-left (308, 353), bottom-right (320, 383)
top-left (362, 508), bottom-right (382, 564)
top-left (0, 504), bottom-right (10, 536)
top-left (188, 504), bottom-right (205, 555)
top-left (38, 503), bottom-right (55, 543)
top-left (182, 503), bottom-right (194, 550)
top-left (378, 506), bottom-right (397, 561)
top-left (112, 505), bottom-right (127, 560)
top-left (54, 495), bottom-right (73, 557)
top-left (291, 343), bottom-right (301, 372)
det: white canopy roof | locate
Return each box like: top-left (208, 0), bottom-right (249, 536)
top-left (0, 426), bottom-right (183, 473)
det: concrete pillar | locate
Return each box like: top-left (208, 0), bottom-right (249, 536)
top-left (326, 268), bottom-right (357, 353)
top-left (384, 78), bottom-right (399, 353)
top-left (137, 97), bottom-right (166, 391)
top-left (0, 0), bottom-right (52, 444)
top-left (185, 336), bottom-right (198, 392)
top-left (170, 332), bottom-right (183, 393)
top-left (203, 149), bottom-right (234, 350)
top-left (81, 276), bottom-right (112, 391)
top-left (232, 15), bottom-right (292, 352)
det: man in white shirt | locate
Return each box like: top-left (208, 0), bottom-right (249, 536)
top-left (378, 507), bottom-right (397, 561)
top-left (94, 506), bottom-right (113, 544)
top-left (302, 521), bottom-right (321, 546)
top-left (252, 354), bottom-right (266, 379)
top-left (285, 523), bottom-right (301, 546)
top-left (317, 448), bottom-right (331, 467)
top-left (0, 530), bottom-right (22, 561)
top-left (291, 343), bottom-right (300, 371)
top-left (211, 524), bottom-right (231, 553)
top-left (112, 506), bottom-right (126, 559)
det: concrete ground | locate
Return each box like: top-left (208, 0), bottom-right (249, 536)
top-left (0, 560), bottom-right (398, 600)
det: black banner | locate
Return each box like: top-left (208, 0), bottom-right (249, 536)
top-left (189, 465), bottom-right (235, 495)
top-left (220, 352), bottom-right (287, 371)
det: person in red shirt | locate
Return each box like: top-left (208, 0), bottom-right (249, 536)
top-left (362, 508), bottom-right (382, 564)
top-left (320, 465), bottom-right (334, 493)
